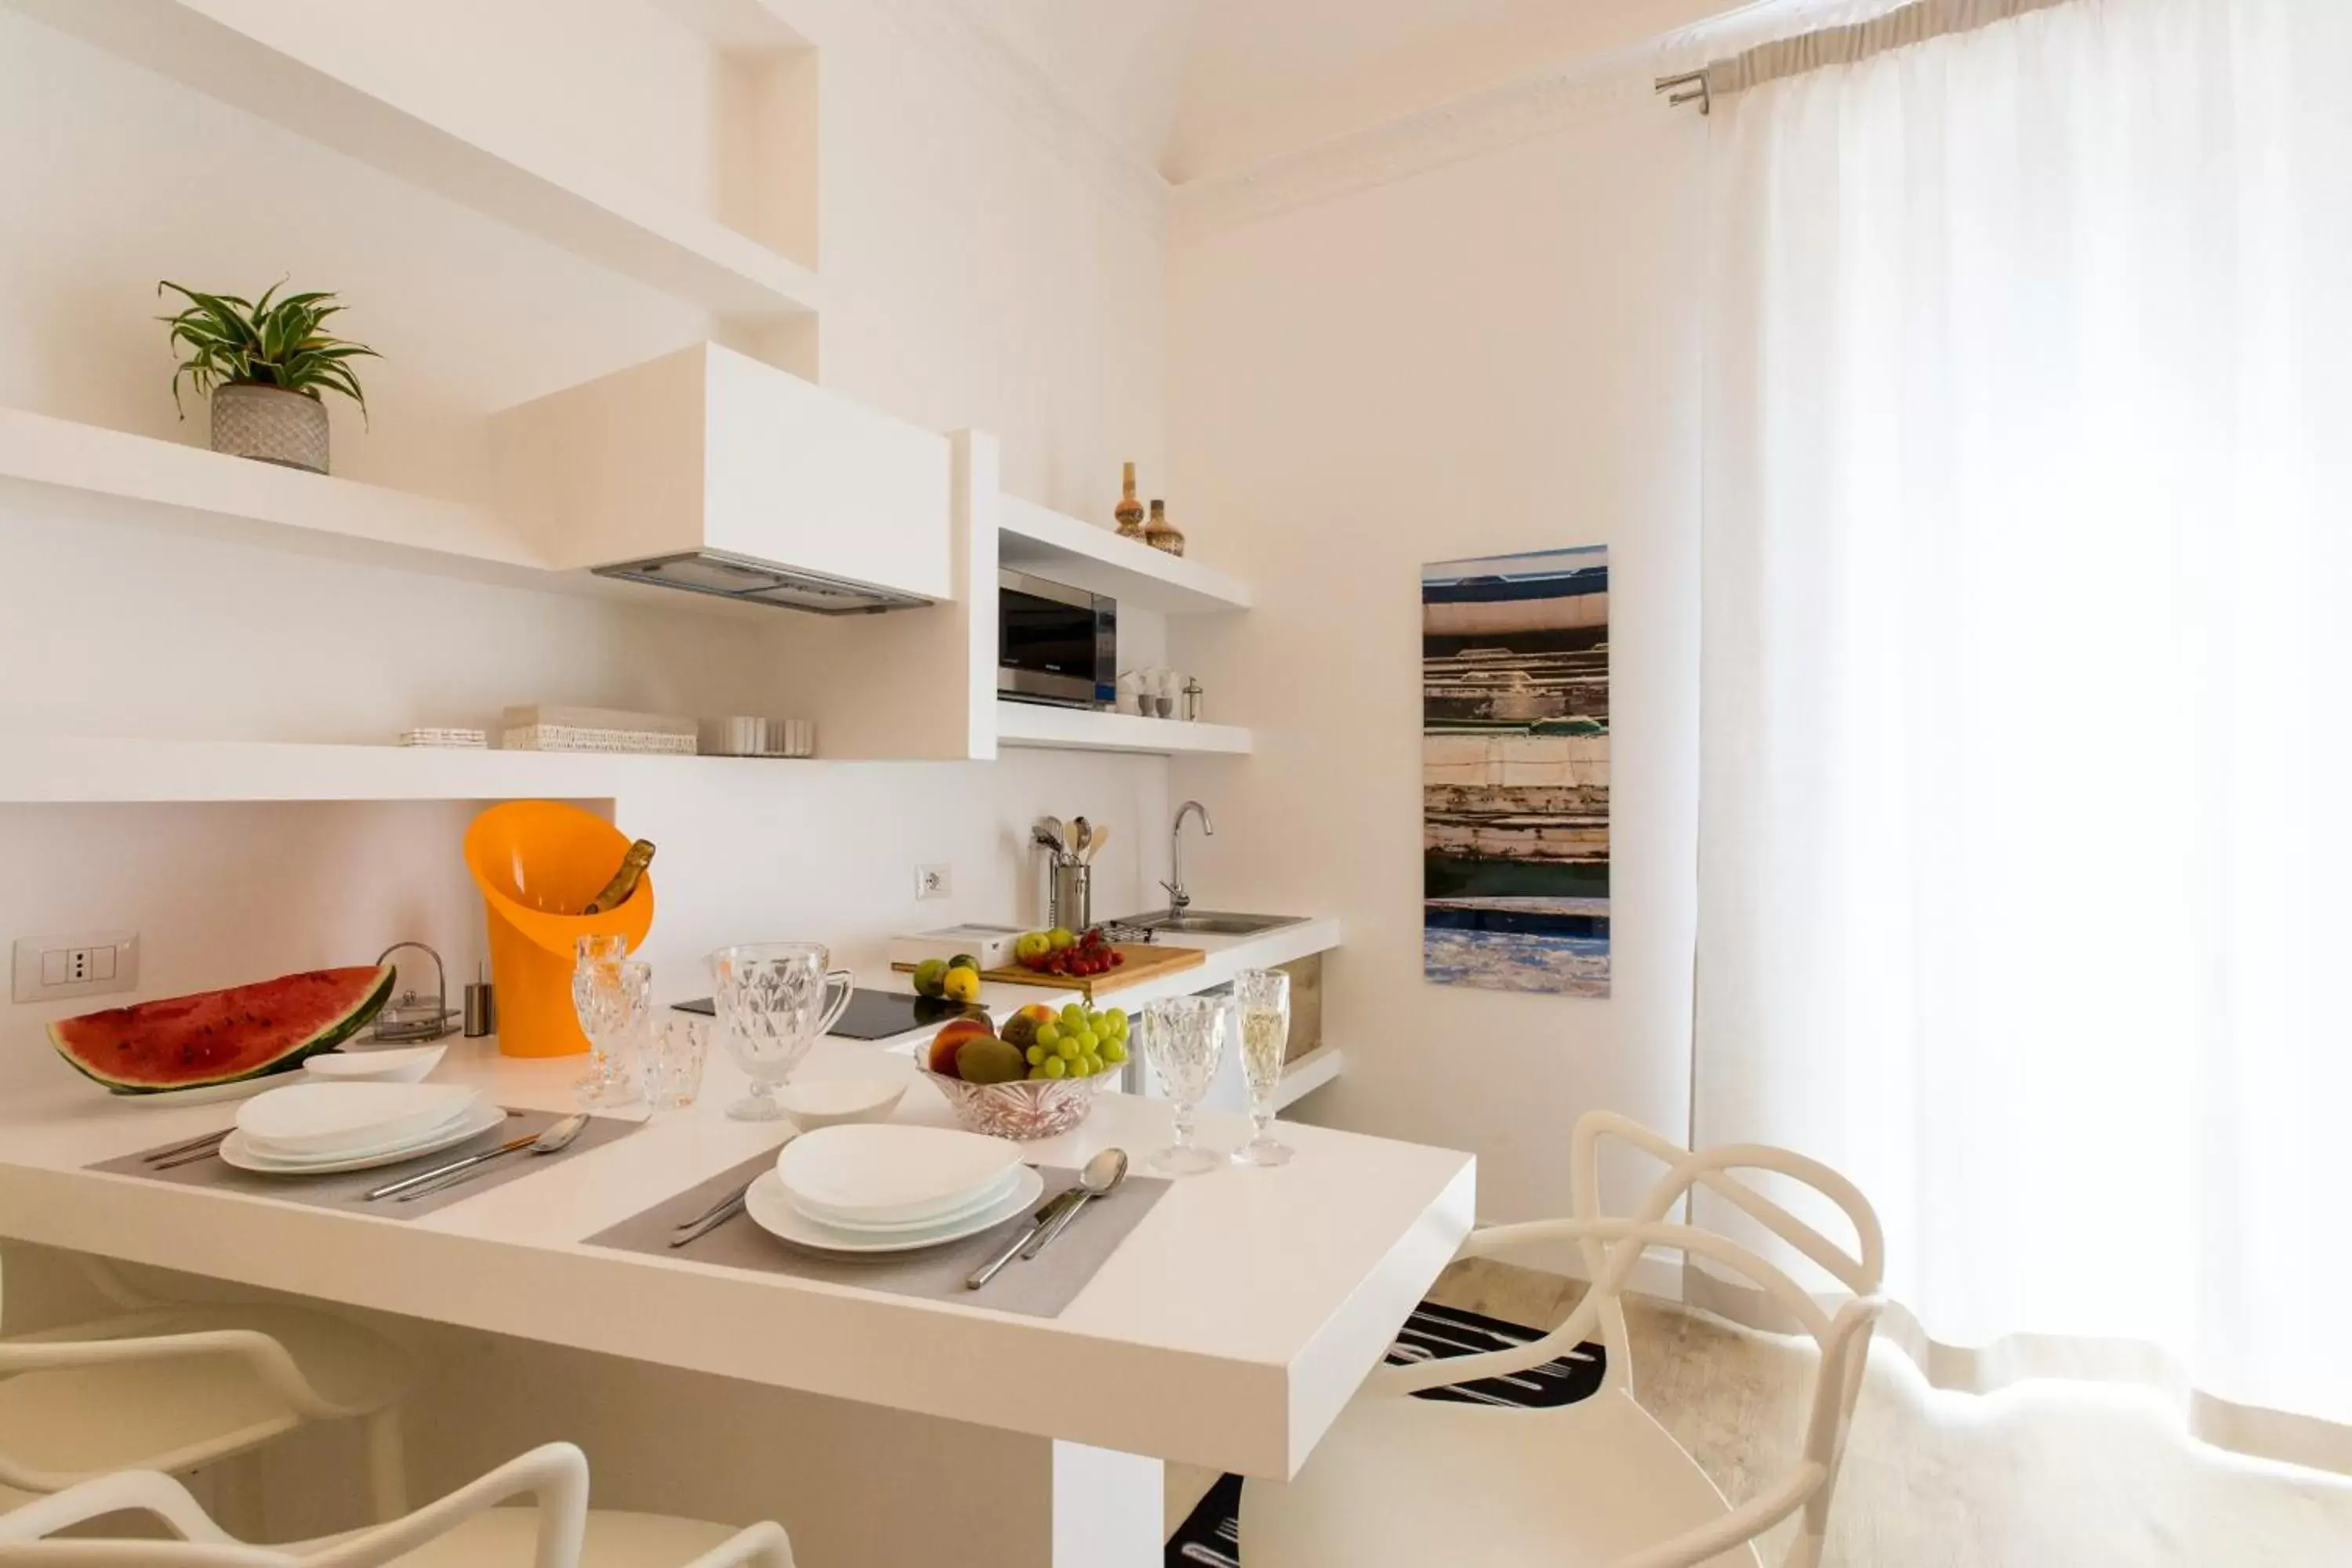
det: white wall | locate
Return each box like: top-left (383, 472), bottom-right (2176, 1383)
top-left (798, 0), bottom-right (1170, 522)
top-left (1166, 82), bottom-right (1706, 1221)
top-left (0, 1), bottom-right (1173, 1076)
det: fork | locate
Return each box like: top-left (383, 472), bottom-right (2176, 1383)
top-left (144, 1128), bottom-right (231, 1165)
top-left (670, 1185), bottom-right (754, 1248)
top-left (674, 1181), bottom-right (756, 1234)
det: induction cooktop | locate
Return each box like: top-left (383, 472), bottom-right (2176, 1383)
top-left (670, 987), bottom-right (984, 1041)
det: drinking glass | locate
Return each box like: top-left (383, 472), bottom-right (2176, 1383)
top-left (569, 943), bottom-right (649, 1108)
top-left (707, 943), bottom-right (854, 1122)
top-left (1143, 994), bottom-right (1229, 1176)
top-left (644, 1014), bottom-right (710, 1111)
top-left (1232, 968), bottom-right (1294, 1167)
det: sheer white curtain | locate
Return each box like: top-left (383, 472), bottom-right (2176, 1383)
top-left (1694, 0), bottom-right (2352, 1471)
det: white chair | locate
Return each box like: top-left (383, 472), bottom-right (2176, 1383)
top-left (0, 1254), bottom-right (414, 1521)
top-left (0, 1440), bottom-right (793, 1567)
top-left (1241, 1111), bottom-right (1886, 1568)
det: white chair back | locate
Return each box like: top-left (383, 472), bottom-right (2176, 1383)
top-left (1372, 1112), bottom-right (1886, 1568)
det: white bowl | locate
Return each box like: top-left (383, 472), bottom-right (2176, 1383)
top-left (303, 1045), bottom-right (447, 1084)
top-left (773, 1076), bottom-right (906, 1132)
top-left (776, 1123), bottom-right (1021, 1229)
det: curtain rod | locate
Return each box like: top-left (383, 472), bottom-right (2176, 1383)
top-left (1657, 0), bottom-right (2075, 111)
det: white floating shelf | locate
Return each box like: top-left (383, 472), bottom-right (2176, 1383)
top-left (998, 496), bottom-right (1250, 615)
top-left (994, 702), bottom-right (1252, 757)
top-left (0, 406), bottom-right (547, 576)
top-left (5, 0), bottom-right (821, 325)
top-left (1274, 1044), bottom-right (1345, 1111)
top-left (0, 735), bottom-right (813, 806)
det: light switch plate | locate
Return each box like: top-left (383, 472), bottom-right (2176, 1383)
top-left (916, 863), bottom-right (953, 900)
top-left (13, 931), bottom-right (140, 1004)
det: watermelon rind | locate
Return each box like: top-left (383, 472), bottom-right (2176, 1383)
top-left (50, 962), bottom-right (399, 1095)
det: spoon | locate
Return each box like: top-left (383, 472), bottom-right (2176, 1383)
top-left (367, 1113), bottom-right (589, 1202)
top-left (1071, 816), bottom-right (1092, 860)
top-left (1018, 1146), bottom-right (1128, 1261)
top-left (1080, 822), bottom-right (1109, 865)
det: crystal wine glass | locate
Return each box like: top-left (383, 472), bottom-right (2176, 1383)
top-left (1143, 994), bottom-right (1229, 1176)
top-left (569, 942), bottom-right (648, 1108)
top-left (1232, 968), bottom-right (1294, 1167)
top-left (707, 942), bottom-right (854, 1122)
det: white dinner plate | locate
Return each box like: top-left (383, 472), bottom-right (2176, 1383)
top-left (235, 1081), bottom-right (481, 1157)
top-left (243, 1097), bottom-right (481, 1167)
top-left (745, 1166), bottom-right (1044, 1256)
top-left (782, 1165), bottom-right (1019, 1235)
top-left (778, 1123), bottom-right (1022, 1228)
top-left (220, 1099), bottom-right (506, 1176)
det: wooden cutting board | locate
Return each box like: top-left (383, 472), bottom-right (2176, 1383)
top-left (892, 942), bottom-right (1205, 1000)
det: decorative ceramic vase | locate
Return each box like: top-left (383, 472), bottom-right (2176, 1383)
top-left (1115, 461), bottom-right (1146, 539)
top-left (1145, 498), bottom-right (1185, 557)
top-left (209, 383), bottom-right (329, 474)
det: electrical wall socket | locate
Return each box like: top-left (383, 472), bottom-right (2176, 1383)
top-left (916, 863), bottom-right (953, 900)
top-left (13, 931), bottom-right (140, 1004)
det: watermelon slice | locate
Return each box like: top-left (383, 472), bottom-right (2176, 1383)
top-left (50, 963), bottom-right (398, 1094)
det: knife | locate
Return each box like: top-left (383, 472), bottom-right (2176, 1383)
top-left (964, 1187), bottom-right (1082, 1290)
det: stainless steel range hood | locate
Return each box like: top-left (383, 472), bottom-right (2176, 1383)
top-left (593, 549), bottom-right (931, 615)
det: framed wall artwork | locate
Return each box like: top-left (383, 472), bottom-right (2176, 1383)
top-left (1422, 546), bottom-right (1611, 996)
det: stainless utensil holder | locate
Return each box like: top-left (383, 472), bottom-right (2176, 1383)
top-left (1051, 862), bottom-right (1092, 933)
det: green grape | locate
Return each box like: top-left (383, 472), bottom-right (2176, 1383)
top-left (1036, 1022), bottom-right (1061, 1048)
top-left (1079, 1054), bottom-right (1103, 1078)
top-left (1102, 1007), bottom-right (1127, 1033)
top-left (1101, 1038), bottom-right (1128, 1065)
top-left (1073, 1029), bottom-right (1098, 1053)
top-left (1028, 1065), bottom-right (1053, 1080)
top-left (1060, 1004), bottom-right (1087, 1027)
top-left (1026, 1044), bottom-right (1047, 1065)
top-left (1041, 1055), bottom-right (1069, 1079)
top-left (1055, 1036), bottom-right (1081, 1061)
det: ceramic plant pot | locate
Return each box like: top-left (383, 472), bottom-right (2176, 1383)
top-left (209, 383), bottom-right (330, 473)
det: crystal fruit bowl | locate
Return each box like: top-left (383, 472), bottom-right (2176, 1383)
top-left (913, 1065), bottom-right (1114, 1142)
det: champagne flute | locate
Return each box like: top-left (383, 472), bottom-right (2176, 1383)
top-left (1232, 968), bottom-right (1294, 1167)
top-left (1143, 994), bottom-right (1228, 1176)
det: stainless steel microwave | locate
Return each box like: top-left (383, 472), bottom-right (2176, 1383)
top-left (998, 569), bottom-right (1115, 709)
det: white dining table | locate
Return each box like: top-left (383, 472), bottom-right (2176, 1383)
top-left (0, 1033), bottom-right (1473, 1566)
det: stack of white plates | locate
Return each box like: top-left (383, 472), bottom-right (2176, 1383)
top-left (744, 1124), bottom-right (1042, 1255)
top-left (220, 1081), bottom-right (501, 1175)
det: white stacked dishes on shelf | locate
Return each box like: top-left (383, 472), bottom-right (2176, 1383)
top-left (743, 1124), bottom-right (1042, 1255)
top-left (219, 1081), bottom-right (499, 1174)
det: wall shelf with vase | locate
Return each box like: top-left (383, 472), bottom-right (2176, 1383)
top-left (997, 495), bottom-right (1250, 615)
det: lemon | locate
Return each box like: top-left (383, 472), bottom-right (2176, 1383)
top-left (942, 966), bottom-right (982, 1004)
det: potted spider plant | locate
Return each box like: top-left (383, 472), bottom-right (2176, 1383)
top-left (158, 280), bottom-right (378, 474)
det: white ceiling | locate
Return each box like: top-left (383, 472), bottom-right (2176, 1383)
top-left (953, 0), bottom-right (1746, 183)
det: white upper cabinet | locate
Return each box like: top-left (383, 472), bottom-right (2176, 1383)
top-left (496, 343), bottom-right (953, 606)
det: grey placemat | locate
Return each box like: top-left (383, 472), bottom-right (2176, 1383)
top-left (90, 1109), bottom-right (642, 1219)
top-left (586, 1151), bottom-right (1169, 1319)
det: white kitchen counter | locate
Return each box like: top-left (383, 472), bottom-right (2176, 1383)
top-left (0, 920), bottom-right (1461, 1565)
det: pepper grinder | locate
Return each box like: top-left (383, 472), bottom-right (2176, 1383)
top-left (1181, 677), bottom-right (1204, 722)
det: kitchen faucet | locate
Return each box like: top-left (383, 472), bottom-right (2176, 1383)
top-left (1161, 800), bottom-right (1214, 917)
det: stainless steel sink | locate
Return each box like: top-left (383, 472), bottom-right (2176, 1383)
top-left (1113, 911), bottom-right (1307, 937)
